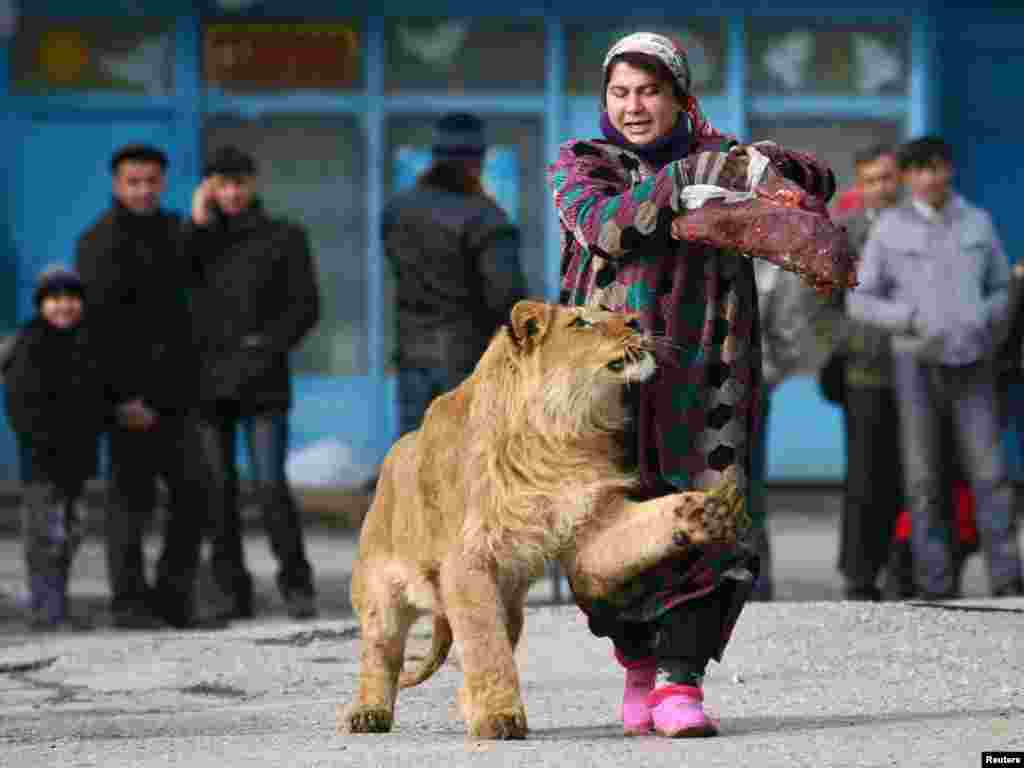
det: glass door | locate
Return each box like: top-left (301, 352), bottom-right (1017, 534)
top-left (382, 114), bottom-right (547, 372)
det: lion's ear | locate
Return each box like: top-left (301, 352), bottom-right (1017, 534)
top-left (508, 300), bottom-right (550, 351)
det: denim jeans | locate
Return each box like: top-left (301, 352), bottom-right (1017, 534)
top-left (397, 366), bottom-right (474, 436)
top-left (197, 403), bottom-right (314, 606)
top-left (892, 355), bottom-right (1022, 596)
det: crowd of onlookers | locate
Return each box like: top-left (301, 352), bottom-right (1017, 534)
top-left (3, 114), bottom-right (1023, 634)
top-left (3, 143), bottom-right (321, 631)
top-left (764, 135), bottom-right (1024, 602)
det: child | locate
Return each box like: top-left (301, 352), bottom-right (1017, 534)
top-left (2, 267), bottom-right (111, 630)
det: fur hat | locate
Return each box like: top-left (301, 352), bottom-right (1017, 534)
top-left (34, 266), bottom-right (84, 308)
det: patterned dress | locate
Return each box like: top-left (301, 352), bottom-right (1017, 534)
top-left (548, 135), bottom-right (764, 628)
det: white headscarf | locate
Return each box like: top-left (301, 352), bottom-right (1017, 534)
top-left (603, 31), bottom-right (725, 141)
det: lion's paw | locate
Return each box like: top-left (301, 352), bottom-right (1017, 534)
top-left (700, 496), bottom-right (741, 544)
top-left (340, 704), bottom-right (393, 734)
top-left (671, 493), bottom-right (740, 547)
top-left (468, 709), bottom-right (528, 740)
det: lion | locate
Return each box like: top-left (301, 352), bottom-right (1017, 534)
top-left (340, 300), bottom-right (747, 740)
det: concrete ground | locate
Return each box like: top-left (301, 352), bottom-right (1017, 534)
top-left (1, 491), bottom-right (1022, 766)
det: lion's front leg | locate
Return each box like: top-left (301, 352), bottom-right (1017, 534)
top-left (568, 482), bottom-right (744, 601)
top-left (440, 553), bottom-right (528, 740)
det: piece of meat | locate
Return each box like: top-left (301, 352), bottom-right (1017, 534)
top-left (672, 146), bottom-right (858, 296)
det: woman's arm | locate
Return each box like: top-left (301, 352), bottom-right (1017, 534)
top-left (547, 140), bottom-right (690, 263)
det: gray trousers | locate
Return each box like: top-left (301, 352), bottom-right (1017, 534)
top-left (21, 481), bottom-right (84, 624)
top-left (892, 355), bottom-right (1022, 596)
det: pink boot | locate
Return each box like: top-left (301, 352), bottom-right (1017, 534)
top-left (648, 684), bottom-right (719, 738)
top-left (615, 650), bottom-right (657, 735)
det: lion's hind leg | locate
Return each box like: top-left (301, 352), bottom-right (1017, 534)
top-left (341, 558), bottom-right (418, 734)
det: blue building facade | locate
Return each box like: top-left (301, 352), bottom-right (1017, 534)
top-left (1, 1), bottom-right (1022, 482)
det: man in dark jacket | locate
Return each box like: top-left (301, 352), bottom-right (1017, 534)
top-left (186, 145), bottom-right (320, 620)
top-left (829, 143), bottom-right (907, 600)
top-left (384, 113), bottom-right (527, 436)
top-left (75, 144), bottom-right (203, 629)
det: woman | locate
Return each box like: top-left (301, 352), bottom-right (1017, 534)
top-left (547, 32), bottom-right (842, 737)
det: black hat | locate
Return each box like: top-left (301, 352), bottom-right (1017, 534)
top-left (34, 267), bottom-right (84, 308)
top-left (203, 145), bottom-right (258, 178)
top-left (432, 113), bottom-right (487, 160)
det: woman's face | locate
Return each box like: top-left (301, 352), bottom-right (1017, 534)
top-left (605, 61), bottom-right (683, 146)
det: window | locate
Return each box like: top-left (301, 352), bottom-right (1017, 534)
top-left (566, 19), bottom-right (727, 96)
top-left (383, 115), bottom-right (546, 371)
top-left (10, 17), bottom-right (174, 95)
top-left (747, 117), bottom-right (904, 193)
top-left (204, 115), bottom-right (369, 376)
top-left (748, 21), bottom-right (908, 95)
top-left (384, 18), bottom-right (546, 92)
top-left (203, 21), bottom-right (362, 92)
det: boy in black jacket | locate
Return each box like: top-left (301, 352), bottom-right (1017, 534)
top-left (2, 268), bottom-right (112, 630)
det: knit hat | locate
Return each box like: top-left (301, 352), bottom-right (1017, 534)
top-left (203, 145), bottom-right (258, 178)
top-left (34, 266), bottom-right (84, 308)
top-left (432, 113), bottom-right (487, 160)
top-left (603, 32), bottom-right (724, 142)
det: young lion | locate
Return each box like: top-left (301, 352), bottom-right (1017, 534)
top-left (341, 300), bottom-right (748, 740)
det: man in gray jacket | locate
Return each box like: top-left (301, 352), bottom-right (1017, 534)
top-left (849, 136), bottom-right (1023, 599)
top-left (383, 113), bottom-right (527, 435)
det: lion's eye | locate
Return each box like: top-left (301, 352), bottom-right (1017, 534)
top-left (569, 316), bottom-right (590, 329)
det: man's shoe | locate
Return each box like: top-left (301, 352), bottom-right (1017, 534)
top-left (993, 579), bottom-right (1024, 598)
top-left (205, 583), bottom-right (253, 622)
top-left (283, 590), bottom-right (318, 620)
top-left (111, 606), bottom-right (166, 630)
top-left (917, 589), bottom-right (960, 602)
top-left (844, 584), bottom-right (882, 602)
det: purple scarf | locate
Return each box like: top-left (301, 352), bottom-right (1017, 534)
top-left (600, 112), bottom-right (692, 171)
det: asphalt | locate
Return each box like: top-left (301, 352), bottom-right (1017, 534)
top-left (1, 491), bottom-right (1023, 766)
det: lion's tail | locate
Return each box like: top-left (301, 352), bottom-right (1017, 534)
top-left (398, 614), bottom-right (453, 689)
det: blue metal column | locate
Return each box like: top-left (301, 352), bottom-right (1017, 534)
top-left (366, 17), bottom-right (384, 378)
top-left (726, 15), bottom-right (747, 140)
top-left (0, 33), bottom-right (15, 331)
top-left (173, 12), bottom-right (203, 207)
top-left (543, 16), bottom-right (566, 302)
top-left (365, 17), bottom-right (391, 436)
top-left (908, 10), bottom-right (937, 136)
